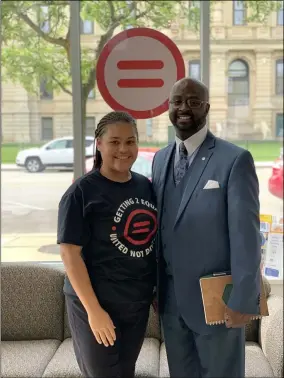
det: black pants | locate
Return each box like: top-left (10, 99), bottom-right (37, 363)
top-left (65, 295), bottom-right (150, 378)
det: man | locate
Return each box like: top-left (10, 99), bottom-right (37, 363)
top-left (152, 77), bottom-right (261, 378)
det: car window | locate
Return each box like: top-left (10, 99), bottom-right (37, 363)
top-left (66, 140), bottom-right (73, 148)
top-left (131, 156), bottom-right (152, 178)
top-left (85, 139), bottom-right (94, 147)
top-left (47, 140), bottom-right (68, 150)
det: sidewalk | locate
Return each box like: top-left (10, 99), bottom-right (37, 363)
top-left (1, 162), bottom-right (275, 171)
top-left (2, 233), bottom-right (61, 262)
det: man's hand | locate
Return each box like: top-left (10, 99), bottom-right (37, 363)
top-left (224, 306), bottom-right (252, 328)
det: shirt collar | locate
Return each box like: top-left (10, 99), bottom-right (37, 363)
top-left (175, 126), bottom-right (208, 156)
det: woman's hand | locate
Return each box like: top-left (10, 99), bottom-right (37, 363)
top-left (88, 307), bottom-right (116, 347)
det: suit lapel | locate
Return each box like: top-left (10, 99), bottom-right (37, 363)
top-left (174, 132), bottom-right (216, 226)
top-left (157, 143), bottom-right (175, 224)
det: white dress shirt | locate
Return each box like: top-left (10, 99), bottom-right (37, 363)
top-left (175, 126), bottom-right (208, 166)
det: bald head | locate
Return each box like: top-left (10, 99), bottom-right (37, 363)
top-left (170, 78), bottom-right (209, 102)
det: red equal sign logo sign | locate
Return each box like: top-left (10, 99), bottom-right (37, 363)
top-left (96, 28), bottom-right (185, 119)
top-left (117, 60), bottom-right (164, 88)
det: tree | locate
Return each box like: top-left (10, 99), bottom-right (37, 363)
top-left (1, 0), bottom-right (282, 136)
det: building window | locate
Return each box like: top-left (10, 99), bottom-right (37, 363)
top-left (86, 117), bottom-right (96, 137)
top-left (233, 0), bottom-right (246, 25)
top-left (40, 78), bottom-right (53, 100)
top-left (228, 59), bottom-right (249, 106)
top-left (41, 117), bottom-right (53, 141)
top-left (276, 114), bottom-right (283, 137)
top-left (277, 5), bottom-right (284, 26)
top-left (146, 119), bottom-right (153, 137)
top-left (276, 59), bottom-right (283, 95)
top-left (88, 88), bottom-right (96, 99)
top-left (188, 60), bottom-right (201, 80)
top-left (39, 6), bottom-right (50, 33)
top-left (80, 19), bottom-right (94, 34)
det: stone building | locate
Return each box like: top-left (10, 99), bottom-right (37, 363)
top-left (2, 1), bottom-right (283, 143)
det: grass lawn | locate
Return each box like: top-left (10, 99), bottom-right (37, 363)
top-left (1, 140), bottom-right (282, 164)
top-left (1, 143), bottom-right (42, 164)
top-left (233, 141), bottom-right (282, 161)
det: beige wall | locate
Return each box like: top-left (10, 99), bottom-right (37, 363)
top-left (2, 2), bottom-right (283, 143)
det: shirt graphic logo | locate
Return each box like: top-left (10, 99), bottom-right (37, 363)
top-left (110, 197), bottom-right (157, 258)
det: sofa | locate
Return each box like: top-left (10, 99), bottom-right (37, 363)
top-left (1, 263), bottom-right (283, 377)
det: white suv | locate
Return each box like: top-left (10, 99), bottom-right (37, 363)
top-left (16, 136), bottom-right (94, 173)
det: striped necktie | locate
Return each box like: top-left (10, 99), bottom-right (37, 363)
top-left (174, 142), bottom-right (189, 185)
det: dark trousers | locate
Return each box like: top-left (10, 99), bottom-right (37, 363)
top-left (65, 295), bottom-right (150, 378)
top-left (160, 278), bottom-right (245, 378)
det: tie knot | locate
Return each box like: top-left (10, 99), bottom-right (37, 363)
top-left (179, 142), bottom-right (188, 157)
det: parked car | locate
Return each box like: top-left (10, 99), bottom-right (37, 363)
top-left (16, 136), bottom-right (94, 173)
top-left (85, 150), bottom-right (156, 180)
top-left (268, 147), bottom-right (283, 199)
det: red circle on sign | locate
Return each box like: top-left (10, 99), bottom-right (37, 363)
top-left (96, 27), bottom-right (185, 119)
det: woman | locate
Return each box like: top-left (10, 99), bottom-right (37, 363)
top-left (57, 111), bottom-right (157, 378)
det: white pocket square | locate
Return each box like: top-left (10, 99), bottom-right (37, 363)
top-left (203, 180), bottom-right (220, 189)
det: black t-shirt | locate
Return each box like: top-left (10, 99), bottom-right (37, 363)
top-left (57, 169), bottom-right (157, 305)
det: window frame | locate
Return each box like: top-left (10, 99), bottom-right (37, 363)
top-left (228, 59), bottom-right (250, 107)
top-left (40, 78), bottom-right (53, 100)
top-left (80, 19), bottom-right (94, 35)
top-left (277, 5), bottom-right (284, 26)
top-left (275, 59), bottom-right (283, 95)
top-left (41, 117), bottom-right (54, 141)
top-left (233, 0), bottom-right (246, 26)
top-left (188, 60), bottom-right (201, 80)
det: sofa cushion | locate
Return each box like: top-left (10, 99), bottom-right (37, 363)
top-left (1, 263), bottom-right (65, 341)
top-left (159, 342), bottom-right (170, 377)
top-left (64, 302), bottom-right (161, 341)
top-left (1, 339), bottom-right (61, 377)
top-left (145, 305), bottom-right (161, 340)
top-left (43, 337), bottom-right (160, 377)
top-left (160, 341), bottom-right (274, 378)
top-left (245, 341), bottom-right (274, 377)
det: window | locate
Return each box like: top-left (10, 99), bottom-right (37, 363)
top-left (47, 139), bottom-right (68, 150)
top-left (85, 139), bottom-right (94, 147)
top-left (86, 117), bottom-right (96, 137)
top-left (146, 119), bottom-right (153, 137)
top-left (228, 59), bottom-right (249, 106)
top-left (65, 139), bottom-right (94, 148)
top-left (277, 5), bottom-right (284, 25)
top-left (41, 117), bottom-right (53, 141)
top-left (276, 114), bottom-right (283, 137)
top-left (88, 88), bottom-right (96, 99)
top-left (39, 6), bottom-right (50, 33)
top-left (40, 78), bottom-right (53, 100)
top-left (276, 59), bottom-right (283, 95)
top-left (188, 60), bottom-right (201, 80)
top-left (80, 19), bottom-right (94, 34)
top-left (233, 0), bottom-right (246, 25)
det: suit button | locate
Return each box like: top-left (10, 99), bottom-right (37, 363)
top-left (161, 225), bottom-right (165, 230)
top-left (163, 244), bottom-right (166, 249)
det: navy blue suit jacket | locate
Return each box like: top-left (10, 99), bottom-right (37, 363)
top-left (152, 131), bottom-right (261, 335)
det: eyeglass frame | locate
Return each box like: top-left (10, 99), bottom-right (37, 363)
top-left (168, 99), bottom-right (209, 109)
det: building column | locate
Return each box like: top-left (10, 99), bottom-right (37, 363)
top-left (253, 51), bottom-right (273, 139)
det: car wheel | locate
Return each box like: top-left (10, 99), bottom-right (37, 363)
top-left (25, 157), bottom-right (45, 173)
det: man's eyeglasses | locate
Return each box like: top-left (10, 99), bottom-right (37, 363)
top-left (169, 99), bottom-right (208, 109)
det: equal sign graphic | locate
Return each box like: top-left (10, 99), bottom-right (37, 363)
top-left (132, 221), bottom-right (151, 234)
top-left (117, 60), bottom-right (164, 88)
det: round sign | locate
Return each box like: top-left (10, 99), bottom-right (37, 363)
top-left (96, 27), bottom-right (185, 119)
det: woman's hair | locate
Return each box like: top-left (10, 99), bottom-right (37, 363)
top-left (93, 111), bottom-right (138, 169)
